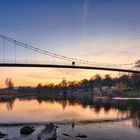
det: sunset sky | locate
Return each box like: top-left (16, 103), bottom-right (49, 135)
top-left (0, 0), bottom-right (140, 87)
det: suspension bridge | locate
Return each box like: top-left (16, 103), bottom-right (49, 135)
top-left (0, 34), bottom-right (140, 74)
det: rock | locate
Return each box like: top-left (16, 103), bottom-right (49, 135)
top-left (48, 138), bottom-right (56, 140)
top-left (71, 122), bottom-right (75, 128)
top-left (37, 123), bottom-right (58, 140)
top-left (101, 138), bottom-right (116, 140)
top-left (63, 133), bottom-right (72, 137)
top-left (76, 134), bottom-right (87, 138)
top-left (0, 131), bottom-right (7, 138)
top-left (45, 123), bottom-right (55, 130)
top-left (20, 126), bottom-right (35, 135)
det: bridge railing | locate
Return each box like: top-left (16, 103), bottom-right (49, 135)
top-left (0, 58), bottom-right (138, 71)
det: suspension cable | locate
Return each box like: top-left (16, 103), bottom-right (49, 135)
top-left (0, 34), bottom-right (135, 68)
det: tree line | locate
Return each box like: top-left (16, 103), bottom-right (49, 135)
top-left (15, 73), bottom-right (140, 94)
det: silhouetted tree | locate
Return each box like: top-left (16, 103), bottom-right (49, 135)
top-left (103, 74), bottom-right (113, 86)
top-left (135, 60), bottom-right (140, 68)
top-left (67, 81), bottom-right (77, 92)
top-left (93, 74), bottom-right (102, 89)
top-left (80, 79), bottom-right (89, 91)
top-left (59, 78), bottom-right (67, 88)
top-left (5, 78), bottom-right (14, 89)
top-left (119, 74), bottom-right (130, 87)
top-left (131, 74), bottom-right (140, 91)
top-left (36, 83), bottom-right (42, 94)
top-left (59, 78), bottom-right (68, 93)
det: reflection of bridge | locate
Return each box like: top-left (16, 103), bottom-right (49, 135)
top-left (0, 34), bottom-right (140, 73)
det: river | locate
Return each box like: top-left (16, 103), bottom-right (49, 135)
top-left (0, 98), bottom-right (140, 140)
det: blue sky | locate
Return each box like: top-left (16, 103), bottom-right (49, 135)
top-left (0, 0), bottom-right (140, 86)
top-left (0, 0), bottom-right (140, 62)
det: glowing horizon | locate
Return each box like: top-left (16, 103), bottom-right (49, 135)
top-left (0, 67), bottom-right (121, 88)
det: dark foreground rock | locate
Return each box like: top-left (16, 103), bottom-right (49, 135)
top-left (63, 133), bottom-right (72, 137)
top-left (76, 134), bottom-right (87, 138)
top-left (20, 126), bottom-right (35, 135)
top-left (0, 131), bottom-right (7, 138)
top-left (101, 139), bottom-right (120, 140)
top-left (37, 123), bottom-right (58, 140)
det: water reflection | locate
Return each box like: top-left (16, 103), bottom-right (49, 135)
top-left (0, 99), bottom-right (15, 111)
top-left (0, 97), bottom-right (140, 128)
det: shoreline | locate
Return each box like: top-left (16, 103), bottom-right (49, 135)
top-left (0, 118), bottom-right (129, 127)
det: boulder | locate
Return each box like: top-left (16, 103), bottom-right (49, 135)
top-left (0, 131), bottom-right (7, 138)
top-left (37, 123), bottom-right (58, 140)
top-left (20, 126), bottom-right (35, 135)
top-left (76, 134), bottom-right (87, 138)
top-left (63, 133), bottom-right (72, 137)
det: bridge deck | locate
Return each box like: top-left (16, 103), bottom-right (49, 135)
top-left (0, 63), bottom-right (140, 73)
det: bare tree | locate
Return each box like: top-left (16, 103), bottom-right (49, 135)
top-left (5, 78), bottom-right (14, 89)
top-left (135, 60), bottom-right (140, 68)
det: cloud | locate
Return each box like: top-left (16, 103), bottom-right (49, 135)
top-left (25, 69), bottom-right (61, 80)
top-left (25, 68), bottom-right (84, 82)
top-left (83, 0), bottom-right (89, 22)
top-left (118, 45), bottom-right (140, 57)
top-left (26, 73), bottom-right (49, 79)
top-left (55, 69), bottom-right (82, 75)
top-left (128, 45), bottom-right (140, 50)
top-left (83, 0), bottom-right (90, 39)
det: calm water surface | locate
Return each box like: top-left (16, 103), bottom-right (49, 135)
top-left (0, 99), bottom-right (129, 123)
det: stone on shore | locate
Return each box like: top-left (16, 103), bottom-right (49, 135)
top-left (0, 131), bottom-right (7, 138)
top-left (63, 133), bottom-right (72, 137)
top-left (37, 123), bottom-right (58, 140)
top-left (76, 134), bottom-right (87, 138)
top-left (20, 126), bottom-right (35, 135)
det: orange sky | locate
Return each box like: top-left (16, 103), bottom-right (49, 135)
top-left (0, 67), bottom-right (119, 88)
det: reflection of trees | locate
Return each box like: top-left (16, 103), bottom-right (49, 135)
top-left (35, 96), bottom-right (140, 128)
top-left (36, 95), bottom-right (140, 114)
top-left (94, 102), bottom-right (102, 113)
top-left (130, 111), bottom-right (140, 128)
top-left (1, 95), bottom-right (140, 128)
top-left (62, 100), bottom-right (67, 111)
top-left (6, 100), bottom-right (15, 111)
top-left (104, 103), bottom-right (111, 112)
top-left (0, 99), bottom-right (15, 111)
